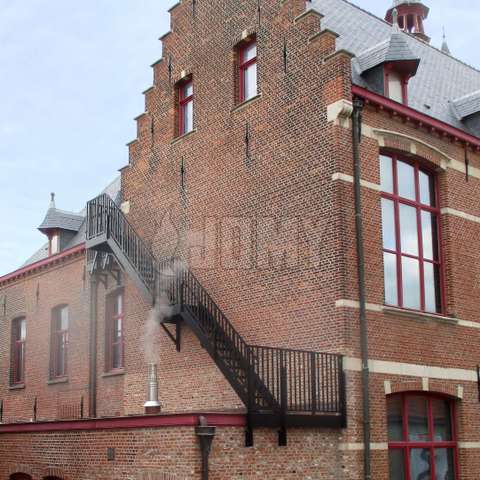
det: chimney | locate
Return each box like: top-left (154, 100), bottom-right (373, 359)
top-left (144, 364), bottom-right (162, 414)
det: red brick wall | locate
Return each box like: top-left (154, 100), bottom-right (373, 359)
top-left (1, 0), bottom-right (480, 478)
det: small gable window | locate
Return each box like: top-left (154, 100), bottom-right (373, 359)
top-left (11, 317), bottom-right (26, 385)
top-left (50, 305), bottom-right (69, 379)
top-left (50, 232), bottom-right (60, 255)
top-left (384, 65), bottom-right (410, 105)
top-left (178, 78), bottom-right (194, 136)
top-left (237, 38), bottom-right (257, 103)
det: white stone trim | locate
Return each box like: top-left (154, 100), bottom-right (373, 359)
top-left (422, 377), bottom-right (429, 391)
top-left (458, 442), bottom-right (480, 449)
top-left (327, 99), bottom-right (353, 124)
top-left (344, 357), bottom-right (477, 382)
top-left (331, 173), bottom-right (381, 192)
top-left (339, 442), bottom-right (388, 451)
top-left (441, 207), bottom-right (480, 224)
top-left (120, 201), bottom-right (131, 214)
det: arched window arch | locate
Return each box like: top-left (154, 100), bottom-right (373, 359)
top-left (387, 392), bottom-right (458, 479)
top-left (10, 474), bottom-right (32, 480)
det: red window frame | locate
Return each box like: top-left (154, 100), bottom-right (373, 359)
top-left (384, 64), bottom-right (410, 105)
top-left (51, 306), bottom-right (69, 379)
top-left (387, 393), bottom-right (459, 480)
top-left (381, 153), bottom-right (445, 314)
top-left (178, 79), bottom-right (193, 136)
top-left (106, 291), bottom-right (125, 372)
top-left (11, 317), bottom-right (26, 385)
top-left (238, 39), bottom-right (257, 103)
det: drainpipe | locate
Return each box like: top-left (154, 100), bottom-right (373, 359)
top-left (88, 274), bottom-right (98, 418)
top-left (195, 416), bottom-right (216, 480)
top-left (352, 97), bottom-right (371, 480)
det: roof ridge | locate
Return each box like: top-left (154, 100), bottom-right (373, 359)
top-left (327, 0), bottom-right (480, 74)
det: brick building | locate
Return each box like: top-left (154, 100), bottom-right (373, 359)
top-left (1, 0), bottom-right (480, 479)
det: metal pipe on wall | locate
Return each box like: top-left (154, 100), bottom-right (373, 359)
top-left (352, 97), bottom-right (372, 480)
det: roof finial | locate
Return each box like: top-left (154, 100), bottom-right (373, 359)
top-left (392, 8), bottom-right (399, 26)
top-left (49, 192), bottom-right (56, 209)
top-left (441, 26), bottom-right (451, 55)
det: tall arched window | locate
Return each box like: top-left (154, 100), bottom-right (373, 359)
top-left (380, 153), bottom-right (444, 313)
top-left (387, 393), bottom-right (458, 479)
top-left (10, 474), bottom-right (32, 480)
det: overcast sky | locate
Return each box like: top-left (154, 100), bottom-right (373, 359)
top-left (0, 0), bottom-right (477, 276)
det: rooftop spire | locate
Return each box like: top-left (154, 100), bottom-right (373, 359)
top-left (49, 192), bottom-right (56, 209)
top-left (441, 27), bottom-right (451, 55)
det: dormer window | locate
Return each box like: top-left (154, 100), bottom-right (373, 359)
top-left (384, 66), bottom-right (409, 104)
top-left (50, 231), bottom-right (60, 255)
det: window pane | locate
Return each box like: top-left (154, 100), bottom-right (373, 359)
top-left (244, 63), bottom-right (257, 100)
top-left (19, 319), bottom-right (26, 341)
top-left (113, 343), bottom-right (122, 369)
top-left (397, 161), bottom-right (416, 201)
top-left (114, 318), bottom-right (122, 340)
top-left (399, 204), bottom-right (419, 255)
top-left (387, 396), bottom-right (404, 441)
top-left (244, 42), bottom-right (257, 62)
top-left (183, 82), bottom-right (193, 98)
top-left (380, 155), bottom-right (394, 194)
top-left (384, 252), bottom-right (398, 306)
top-left (434, 449), bottom-right (455, 480)
top-left (382, 199), bottom-right (396, 250)
top-left (421, 211), bottom-right (438, 261)
top-left (424, 262), bottom-right (441, 313)
top-left (419, 170), bottom-right (435, 206)
top-left (408, 396), bottom-right (429, 441)
top-left (115, 294), bottom-right (123, 316)
top-left (410, 449), bottom-right (431, 480)
top-left (184, 100), bottom-right (193, 133)
top-left (432, 399), bottom-right (452, 441)
top-left (402, 257), bottom-right (421, 310)
top-left (389, 449), bottom-right (406, 480)
top-left (60, 307), bottom-right (69, 331)
top-left (388, 71), bottom-right (403, 103)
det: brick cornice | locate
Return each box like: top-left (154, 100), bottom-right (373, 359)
top-left (0, 243), bottom-right (85, 287)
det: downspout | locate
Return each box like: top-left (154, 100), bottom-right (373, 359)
top-left (88, 274), bottom-right (98, 418)
top-left (352, 97), bottom-right (371, 480)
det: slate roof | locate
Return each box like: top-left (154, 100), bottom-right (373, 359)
top-left (312, 0), bottom-right (480, 133)
top-left (356, 29), bottom-right (420, 74)
top-left (22, 176), bottom-right (121, 268)
top-left (38, 209), bottom-right (84, 233)
top-left (451, 90), bottom-right (480, 120)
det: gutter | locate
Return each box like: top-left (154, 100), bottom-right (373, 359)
top-left (352, 85), bottom-right (480, 149)
top-left (351, 97), bottom-right (371, 480)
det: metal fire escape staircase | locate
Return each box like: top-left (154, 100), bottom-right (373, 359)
top-left (86, 194), bottom-right (346, 445)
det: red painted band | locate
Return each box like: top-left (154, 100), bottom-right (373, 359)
top-left (0, 243), bottom-right (85, 286)
top-left (352, 85), bottom-right (480, 148)
top-left (0, 413), bottom-right (246, 434)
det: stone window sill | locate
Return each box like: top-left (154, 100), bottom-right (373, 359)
top-left (383, 306), bottom-right (458, 326)
top-left (231, 94), bottom-right (262, 113)
top-left (171, 129), bottom-right (197, 145)
top-left (47, 377), bottom-right (69, 386)
top-left (102, 369), bottom-right (126, 378)
top-left (9, 383), bottom-right (25, 391)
